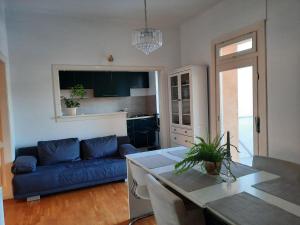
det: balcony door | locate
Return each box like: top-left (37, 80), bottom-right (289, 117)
top-left (216, 58), bottom-right (258, 165)
top-left (211, 23), bottom-right (267, 165)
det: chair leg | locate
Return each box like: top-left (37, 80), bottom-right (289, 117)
top-left (128, 212), bottom-right (153, 225)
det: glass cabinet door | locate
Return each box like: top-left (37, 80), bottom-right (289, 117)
top-left (170, 76), bottom-right (179, 124)
top-left (181, 73), bottom-right (191, 125)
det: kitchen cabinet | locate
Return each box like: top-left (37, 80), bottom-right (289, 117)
top-left (94, 72), bottom-right (130, 97)
top-left (59, 70), bottom-right (149, 97)
top-left (59, 71), bottom-right (94, 89)
top-left (127, 117), bottom-right (156, 148)
top-left (129, 72), bottom-right (149, 88)
top-left (169, 65), bottom-right (208, 148)
top-left (93, 71), bottom-right (149, 97)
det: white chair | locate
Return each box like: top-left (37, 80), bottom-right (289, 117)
top-left (128, 161), bottom-right (153, 225)
top-left (253, 156), bottom-right (300, 182)
top-left (145, 174), bottom-right (206, 225)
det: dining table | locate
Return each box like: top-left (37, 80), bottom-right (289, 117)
top-left (126, 146), bottom-right (300, 225)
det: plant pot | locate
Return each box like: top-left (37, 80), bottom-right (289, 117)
top-left (65, 107), bottom-right (77, 116)
top-left (204, 161), bottom-right (222, 175)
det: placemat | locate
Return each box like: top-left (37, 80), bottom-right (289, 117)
top-left (168, 149), bottom-right (188, 158)
top-left (134, 155), bottom-right (177, 169)
top-left (253, 178), bottom-right (300, 205)
top-left (207, 192), bottom-right (300, 225)
top-left (160, 169), bottom-right (223, 192)
top-left (220, 162), bottom-right (258, 178)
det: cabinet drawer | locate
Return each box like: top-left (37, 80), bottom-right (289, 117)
top-left (171, 133), bottom-right (193, 148)
top-left (171, 126), bottom-right (193, 137)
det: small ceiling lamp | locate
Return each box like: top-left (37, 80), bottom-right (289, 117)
top-left (132, 0), bottom-right (162, 55)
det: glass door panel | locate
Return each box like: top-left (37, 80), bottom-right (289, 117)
top-left (218, 65), bottom-right (256, 164)
top-left (182, 100), bottom-right (190, 114)
top-left (182, 115), bottom-right (191, 126)
top-left (181, 73), bottom-right (191, 125)
top-left (170, 76), bottom-right (179, 124)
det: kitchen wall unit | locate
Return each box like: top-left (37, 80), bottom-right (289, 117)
top-left (59, 71), bottom-right (149, 97)
top-left (169, 65), bottom-right (208, 147)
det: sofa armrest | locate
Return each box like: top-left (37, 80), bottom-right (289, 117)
top-left (12, 156), bottom-right (37, 174)
top-left (118, 144), bottom-right (139, 158)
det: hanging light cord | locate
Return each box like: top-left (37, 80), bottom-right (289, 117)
top-left (144, 0), bottom-right (148, 29)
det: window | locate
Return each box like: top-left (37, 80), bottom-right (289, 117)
top-left (216, 32), bottom-right (256, 60)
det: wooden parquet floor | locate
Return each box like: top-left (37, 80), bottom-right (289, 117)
top-left (4, 182), bottom-right (156, 225)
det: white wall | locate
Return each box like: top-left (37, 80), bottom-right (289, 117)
top-left (6, 11), bottom-right (180, 149)
top-left (0, 0), bottom-right (8, 58)
top-left (266, 0), bottom-right (300, 163)
top-left (180, 0), bottom-right (300, 163)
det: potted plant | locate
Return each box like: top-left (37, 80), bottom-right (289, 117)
top-left (175, 133), bottom-right (238, 179)
top-left (61, 84), bottom-right (86, 116)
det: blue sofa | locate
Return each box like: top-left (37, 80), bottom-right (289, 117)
top-left (12, 135), bottom-right (138, 200)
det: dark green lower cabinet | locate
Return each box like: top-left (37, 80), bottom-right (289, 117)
top-left (127, 117), bottom-right (156, 148)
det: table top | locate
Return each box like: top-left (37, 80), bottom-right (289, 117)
top-left (126, 147), bottom-right (300, 220)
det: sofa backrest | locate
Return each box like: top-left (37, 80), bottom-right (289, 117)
top-left (15, 136), bottom-right (131, 162)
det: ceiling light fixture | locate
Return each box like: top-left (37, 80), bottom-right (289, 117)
top-left (132, 0), bottom-right (163, 55)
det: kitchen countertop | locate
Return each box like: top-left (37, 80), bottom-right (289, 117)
top-left (126, 115), bottom-right (155, 120)
top-left (56, 111), bottom-right (128, 122)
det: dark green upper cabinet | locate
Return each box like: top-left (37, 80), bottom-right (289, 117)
top-left (59, 70), bottom-right (149, 97)
top-left (59, 71), bottom-right (94, 89)
top-left (93, 71), bottom-right (112, 97)
top-left (129, 72), bottom-right (150, 88)
top-left (112, 72), bottom-right (131, 97)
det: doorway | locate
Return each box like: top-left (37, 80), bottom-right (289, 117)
top-left (211, 21), bottom-right (267, 164)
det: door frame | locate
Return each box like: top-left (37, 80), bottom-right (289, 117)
top-left (0, 51), bottom-right (14, 198)
top-left (210, 20), bottom-right (268, 156)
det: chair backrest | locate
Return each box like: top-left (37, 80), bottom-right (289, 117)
top-left (129, 161), bottom-right (150, 200)
top-left (253, 156), bottom-right (300, 182)
top-left (145, 174), bottom-right (187, 225)
top-left (129, 161), bottom-right (148, 186)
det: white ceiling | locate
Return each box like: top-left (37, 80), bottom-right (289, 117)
top-left (5, 0), bottom-right (222, 27)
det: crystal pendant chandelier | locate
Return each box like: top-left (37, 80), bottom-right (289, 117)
top-left (132, 0), bottom-right (163, 55)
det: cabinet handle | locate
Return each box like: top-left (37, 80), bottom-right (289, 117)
top-left (177, 99), bottom-right (182, 101)
top-left (174, 128), bottom-right (177, 131)
top-left (185, 140), bottom-right (188, 143)
top-left (174, 137), bottom-right (177, 140)
top-left (184, 131), bottom-right (187, 133)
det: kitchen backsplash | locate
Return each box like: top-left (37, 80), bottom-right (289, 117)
top-left (61, 95), bottom-right (157, 117)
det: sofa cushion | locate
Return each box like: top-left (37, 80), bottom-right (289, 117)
top-left (38, 138), bottom-right (80, 166)
top-left (81, 135), bottom-right (118, 160)
top-left (119, 144), bottom-right (138, 158)
top-left (12, 156), bottom-right (37, 174)
top-left (13, 157), bottom-right (126, 198)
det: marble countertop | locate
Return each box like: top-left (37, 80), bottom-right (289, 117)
top-left (126, 115), bottom-right (155, 120)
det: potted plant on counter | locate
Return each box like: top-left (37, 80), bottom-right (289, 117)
top-left (175, 132), bottom-right (238, 180)
top-left (61, 84), bottom-right (86, 116)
